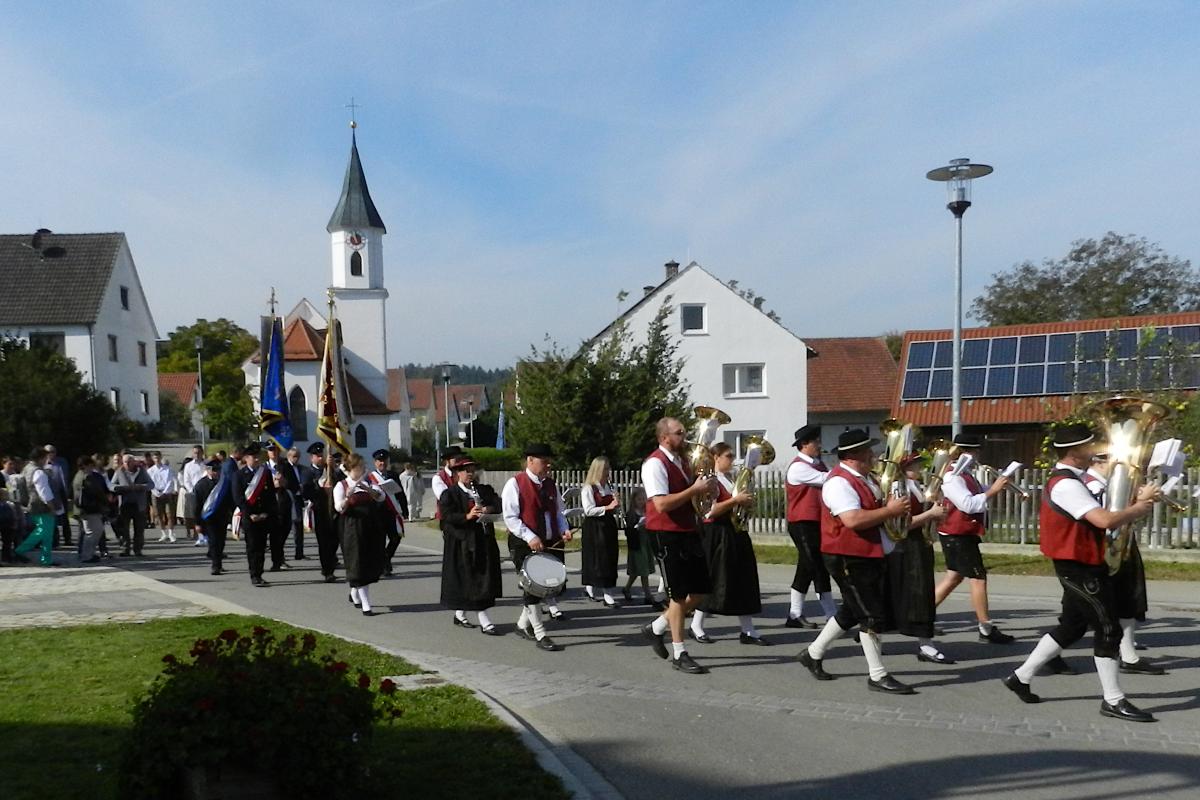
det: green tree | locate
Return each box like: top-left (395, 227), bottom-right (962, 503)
top-left (197, 384), bottom-right (255, 441)
top-left (158, 318), bottom-right (257, 441)
top-left (157, 392), bottom-right (195, 440)
top-left (0, 338), bottom-right (125, 461)
top-left (971, 232), bottom-right (1200, 326)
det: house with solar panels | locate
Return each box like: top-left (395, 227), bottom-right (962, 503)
top-left (891, 311), bottom-right (1200, 463)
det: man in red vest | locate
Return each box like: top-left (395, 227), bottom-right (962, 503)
top-left (795, 429), bottom-right (913, 694)
top-left (932, 433), bottom-right (1015, 644)
top-left (1002, 423), bottom-right (1159, 722)
top-left (431, 446), bottom-right (463, 520)
top-left (784, 424), bottom-right (834, 628)
top-left (639, 417), bottom-right (718, 674)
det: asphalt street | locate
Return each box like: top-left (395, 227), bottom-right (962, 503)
top-left (110, 523), bottom-right (1200, 800)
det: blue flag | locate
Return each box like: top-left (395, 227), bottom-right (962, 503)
top-left (260, 316), bottom-right (293, 449)
top-left (495, 398), bottom-right (506, 449)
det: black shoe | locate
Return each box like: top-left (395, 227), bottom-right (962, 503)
top-left (688, 630), bottom-right (714, 644)
top-left (1002, 673), bottom-right (1041, 704)
top-left (797, 651), bottom-right (834, 681)
top-left (916, 650), bottom-right (956, 665)
top-left (979, 627), bottom-right (1015, 644)
top-left (642, 623), bottom-right (669, 659)
top-left (1120, 659), bottom-right (1166, 675)
top-left (362, 609), bottom-right (375, 617)
top-left (516, 624), bottom-right (536, 641)
top-left (1100, 698), bottom-right (1156, 723)
top-left (739, 633), bottom-right (773, 646)
top-left (452, 616), bottom-right (477, 629)
top-left (623, 587), bottom-right (633, 603)
top-left (349, 594), bottom-right (361, 608)
top-left (868, 675), bottom-right (915, 695)
top-left (82, 556), bottom-right (101, 564)
top-left (785, 616), bottom-right (819, 629)
top-left (268, 565), bottom-right (282, 572)
top-left (294, 555), bottom-right (307, 560)
top-left (671, 652), bottom-right (708, 674)
top-left (535, 636), bottom-right (563, 652)
top-left (647, 599), bottom-right (666, 611)
top-left (934, 626), bottom-right (946, 637)
top-left (480, 625), bottom-right (502, 636)
top-left (1042, 655), bottom-right (1079, 675)
top-left (118, 551), bottom-right (132, 557)
top-left (253, 577), bottom-right (269, 587)
top-left (211, 569), bottom-right (222, 575)
top-left (323, 575), bottom-right (337, 583)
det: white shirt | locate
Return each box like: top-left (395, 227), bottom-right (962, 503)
top-left (147, 464), bottom-right (176, 496)
top-left (180, 460), bottom-right (207, 493)
top-left (501, 470), bottom-right (569, 544)
top-left (580, 483), bottom-right (615, 517)
top-left (641, 445), bottom-right (684, 499)
top-left (31, 468), bottom-right (56, 505)
top-left (941, 472), bottom-right (988, 516)
top-left (1049, 463), bottom-right (1102, 520)
top-left (333, 477), bottom-right (383, 513)
top-left (786, 452), bottom-right (829, 487)
top-left (431, 468), bottom-right (451, 500)
top-left (1084, 468), bottom-right (1108, 500)
top-left (822, 463), bottom-right (881, 516)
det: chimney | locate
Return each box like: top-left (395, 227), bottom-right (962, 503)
top-left (642, 285), bottom-right (656, 297)
top-left (665, 260), bottom-right (680, 280)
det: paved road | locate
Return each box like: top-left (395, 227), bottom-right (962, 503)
top-left (49, 523), bottom-right (1200, 799)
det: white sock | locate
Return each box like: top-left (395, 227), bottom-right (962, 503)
top-left (672, 641), bottom-right (686, 659)
top-left (603, 589), bottom-right (616, 604)
top-left (651, 614), bottom-right (669, 636)
top-left (808, 617), bottom-right (847, 660)
top-left (1014, 634), bottom-right (1063, 684)
top-left (819, 592), bottom-right (837, 618)
top-left (526, 605), bottom-right (546, 639)
top-left (919, 642), bottom-right (941, 659)
top-left (517, 607), bottom-right (529, 630)
top-left (358, 585), bottom-right (371, 612)
top-left (789, 589), bottom-right (805, 618)
top-left (585, 585), bottom-right (595, 598)
top-left (739, 615), bottom-right (757, 636)
top-left (350, 587), bottom-right (361, 604)
top-left (547, 602), bottom-right (560, 615)
top-left (477, 610), bottom-right (493, 629)
top-left (656, 575), bottom-right (667, 594)
top-left (691, 610), bottom-right (707, 636)
top-left (1119, 618), bottom-right (1139, 664)
top-left (1095, 656), bottom-right (1125, 705)
top-left (860, 631), bottom-right (887, 681)
top-left (979, 621), bottom-right (995, 636)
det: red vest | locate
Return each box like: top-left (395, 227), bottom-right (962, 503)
top-left (708, 478), bottom-right (733, 521)
top-left (940, 471), bottom-right (987, 537)
top-left (820, 464), bottom-right (884, 558)
top-left (786, 455), bottom-right (827, 522)
top-left (643, 448), bottom-right (697, 533)
top-left (1040, 469), bottom-right (1106, 565)
top-left (514, 471), bottom-right (562, 540)
top-left (908, 487), bottom-right (925, 518)
top-left (591, 486), bottom-right (616, 517)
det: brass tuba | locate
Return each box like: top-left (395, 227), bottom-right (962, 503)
top-left (1085, 396), bottom-right (1172, 576)
top-left (874, 418), bottom-right (914, 542)
top-left (686, 405), bottom-right (731, 515)
top-left (922, 438), bottom-right (956, 504)
top-left (731, 436), bottom-right (776, 533)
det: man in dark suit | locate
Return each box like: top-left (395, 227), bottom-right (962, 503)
top-left (194, 459), bottom-right (232, 575)
top-left (300, 442), bottom-right (345, 583)
top-left (370, 448), bottom-right (408, 576)
top-left (235, 444), bottom-right (276, 587)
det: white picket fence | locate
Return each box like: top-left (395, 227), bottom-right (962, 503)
top-left (475, 467), bottom-right (1200, 552)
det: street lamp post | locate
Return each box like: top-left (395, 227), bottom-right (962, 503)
top-left (925, 158), bottom-right (993, 438)
top-left (439, 363), bottom-right (457, 454)
top-left (461, 398), bottom-right (475, 448)
top-left (194, 335), bottom-right (206, 448)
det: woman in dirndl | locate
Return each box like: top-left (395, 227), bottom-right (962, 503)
top-left (690, 442), bottom-right (769, 645)
top-left (438, 455), bottom-right (503, 634)
top-left (622, 488), bottom-right (666, 610)
top-left (334, 453), bottom-right (387, 616)
top-left (580, 457), bottom-right (622, 607)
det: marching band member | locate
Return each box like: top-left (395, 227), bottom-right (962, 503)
top-left (889, 456), bottom-right (952, 663)
top-left (334, 453), bottom-right (387, 616)
top-left (580, 456), bottom-right (622, 607)
top-left (300, 442), bottom-right (346, 583)
top-left (431, 446), bottom-right (463, 520)
top-left (690, 442), bottom-right (769, 645)
top-left (501, 443), bottom-right (570, 651)
top-left (234, 443), bottom-right (275, 588)
top-left (796, 429), bottom-right (914, 694)
top-left (370, 449), bottom-right (409, 577)
top-left (438, 455), bottom-right (503, 633)
top-left (785, 425), bottom-right (835, 628)
top-left (1002, 424), bottom-right (1160, 722)
top-left (932, 432), bottom-right (1016, 644)
top-left (639, 417), bottom-right (716, 675)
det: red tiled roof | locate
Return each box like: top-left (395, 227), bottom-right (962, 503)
top-left (248, 317), bottom-right (325, 364)
top-left (158, 372), bottom-right (199, 407)
top-left (452, 384), bottom-right (488, 413)
top-left (408, 377), bottom-right (433, 412)
top-left (804, 337), bottom-right (897, 413)
top-left (386, 367), bottom-right (407, 413)
top-left (900, 310), bottom-right (1200, 343)
top-left (346, 372), bottom-right (390, 415)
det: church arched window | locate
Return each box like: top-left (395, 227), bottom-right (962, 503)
top-left (350, 251), bottom-right (363, 277)
top-left (355, 424), bottom-right (368, 448)
top-left (289, 387), bottom-right (309, 441)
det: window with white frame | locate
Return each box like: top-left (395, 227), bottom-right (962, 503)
top-left (680, 304), bottom-right (706, 334)
top-left (110, 388), bottom-right (121, 407)
top-left (140, 391), bottom-right (150, 414)
top-left (723, 363), bottom-right (765, 396)
top-left (722, 430), bottom-right (766, 461)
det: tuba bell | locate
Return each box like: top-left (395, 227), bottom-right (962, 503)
top-left (731, 436), bottom-right (775, 533)
top-left (686, 405), bottom-right (732, 515)
top-left (874, 418), bottom-right (914, 542)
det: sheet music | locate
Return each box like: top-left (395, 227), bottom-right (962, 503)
top-left (1001, 461), bottom-right (1023, 479)
top-left (950, 453), bottom-right (973, 476)
top-left (1148, 439), bottom-right (1183, 473)
top-left (375, 478), bottom-right (401, 495)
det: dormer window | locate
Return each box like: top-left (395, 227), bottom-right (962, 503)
top-left (350, 251), bottom-right (363, 277)
top-left (681, 304), bottom-right (706, 335)
top-left (120, 286), bottom-right (130, 310)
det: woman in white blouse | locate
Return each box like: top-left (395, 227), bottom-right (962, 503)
top-left (580, 457), bottom-right (622, 607)
top-left (334, 453), bottom-right (386, 616)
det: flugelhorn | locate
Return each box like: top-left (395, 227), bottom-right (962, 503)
top-left (686, 405), bottom-right (731, 515)
top-left (731, 436), bottom-right (775, 533)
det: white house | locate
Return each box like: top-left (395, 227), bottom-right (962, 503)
top-left (242, 130), bottom-right (412, 455)
top-left (586, 260), bottom-right (813, 458)
top-left (0, 230), bottom-right (160, 422)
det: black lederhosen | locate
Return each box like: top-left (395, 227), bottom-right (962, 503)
top-left (509, 534), bottom-right (566, 606)
top-left (824, 553), bottom-right (888, 634)
top-left (650, 529), bottom-right (711, 602)
top-left (1050, 559), bottom-right (1121, 659)
top-left (1112, 537), bottom-right (1148, 621)
top-left (788, 520), bottom-right (830, 594)
top-left (939, 533), bottom-right (987, 579)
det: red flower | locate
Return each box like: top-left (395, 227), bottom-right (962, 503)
top-left (195, 697), bottom-right (215, 711)
top-left (219, 629), bottom-right (239, 642)
top-left (162, 654), bottom-right (177, 664)
top-left (252, 626), bottom-right (269, 638)
top-left (379, 679), bottom-right (396, 696)
top-left (301, 633), bottom-right (317, 651)
top-left (331, 661), bottom-right (349, 674)
top-left (357, 673), bottom-right (370, 689)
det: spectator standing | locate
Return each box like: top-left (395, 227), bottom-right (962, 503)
top-left (111, 453), bottom-right (152, 556)
top-left (147, 452), bottom-right (178, 543)
top-left (44, 444), bottom-right (72, 549)
top-left (15, 447), bottom-right (62, 566)
top-left (400, 463), bottom-right (423, 521)
top-left (179, 446), bottom-right (207, 543)
top-left (75, 456), bottom-right (111, 562)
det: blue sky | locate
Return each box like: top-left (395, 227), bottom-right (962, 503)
top-left (3, 1), bottom-right (1199, 367)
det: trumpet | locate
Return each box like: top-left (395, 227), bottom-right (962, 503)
top-left (977, 464), bottom-right (1031, 500)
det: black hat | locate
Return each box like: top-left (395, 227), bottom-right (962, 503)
top-left (449, 455), bottom-right (479, 471)
top-left (372, 449), bottom-right (389, 461)
top-left (523, 443), bottom-right (555, 458)
top-left (243, 442), bottom-right (262, 456)
top-left (307, 442), bottom-right (326, 455)
top-left (952, 432), bottom-right (983, 449)
top-left (442, 445), bottom-right (463, 461)
top-left (1053, 423), bottom-right (1095, 449)
top-left (205, 459), bottom-right (221, 469)
top-left (837, 429), bottom-right (878, 453)
top-left (331, 451), bottom-right (343, 461)
top-left (792, 424), bottom-right (821, 448)
top-left (264, 441), bottom-right (279, 451)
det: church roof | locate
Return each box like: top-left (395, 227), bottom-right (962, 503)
top-left (326, 132), bottom-right (386, 234)
top-left (0, 232), bottom-right (125, 325)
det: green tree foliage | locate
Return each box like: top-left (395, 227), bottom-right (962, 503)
top-left (971, 233), bottom-right (1200, 326)
top-left (197, 384), bottom-right (255, 441)
top-left (158, 318), bottom-right (257, 440)
top-left (508, 303), bottom-right (693, 468)
top-left (157, 392), bottom-right (195, 440)
top-left (0, 338), bottom-right (124, 461)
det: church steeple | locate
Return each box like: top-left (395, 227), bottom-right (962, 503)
top-left (326, 129), bottom-right (386, 234)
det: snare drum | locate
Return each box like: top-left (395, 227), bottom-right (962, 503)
top-left (518, 553), bottom-right (567, 598)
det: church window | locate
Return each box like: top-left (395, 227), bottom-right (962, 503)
top-left (350, 251), bottom-right (363, 277)
top-left (355, 424), bottom-right (368, 448)
top-left (289, 387), bottom-right (309, 441)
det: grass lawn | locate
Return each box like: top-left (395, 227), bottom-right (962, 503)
top-left (0, 614), bottom-right (568, 800)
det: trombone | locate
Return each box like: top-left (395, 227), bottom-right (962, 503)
top-left (977, 464), bottom-right (1031, 501)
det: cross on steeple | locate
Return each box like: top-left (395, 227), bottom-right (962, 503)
top-left (345, 97), bottom-right (361, 129)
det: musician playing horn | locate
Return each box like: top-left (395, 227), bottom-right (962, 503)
top-left (1002, 423), bottom-right (1160, 722)
top-left (640, 417), bottom-right (717, 675)
top-left (932, 432), bottom-right (1016, 644)
top-left (501, 443), bottom-right (570, 652)
top-left (796, 429), bottom-right (914, 694)
top-left (438, 455), bottom-right (503, 634)
top-left (784, 424), bottom-right (835, 629)
top-left (890, 455), bottom-right (952, 664)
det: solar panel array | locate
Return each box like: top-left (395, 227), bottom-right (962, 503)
top-left (900, 325), bottom-right (1200, 401)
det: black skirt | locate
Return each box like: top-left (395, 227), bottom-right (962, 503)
top-left (339, 507), bottom-right (386, 588)
top-left (698, 517), bottom-right (761, 615)
top-left (581, 514), bottom-right (620, 587)
top-left (441, 523), bottom-right (503, 611)
top-left (884, 530), bottom-right (937, 639)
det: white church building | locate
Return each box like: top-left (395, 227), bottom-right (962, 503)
top-left (243, 129), bottom-right (412, 455)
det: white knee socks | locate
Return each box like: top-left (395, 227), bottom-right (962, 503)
top-left (808, 617), bottom-right (847, 660)
top-left (860, 631), bottom-right (887, 681)
top-left (739, 615), bottom-right (757, 636)
top-left (523, 604), bottom-right (547, 639)
top-left (1014, 634), bottom-right (1062, 684)
top-left (1095, 656), bottom-right (1125, 704)
top-left (789, 589), bottom-right (805, 618)
top-left (651, 613), bottom-right (669, 636)
top-left (1119, 618), bottom-right (1139, 664)
top-left (357, 585), bottom-right (371, 612)
top-left (477, 609), bottom-right (493, 629)
top-left (691, 610), bottom-right (707, 636)
top-left (350, 587), bottom-right (361, 604)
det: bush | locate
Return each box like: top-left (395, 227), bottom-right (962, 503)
top-left (466, 447), bottom-right (523, 471)
top-left (120, 625), bottom-right (403, 799)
